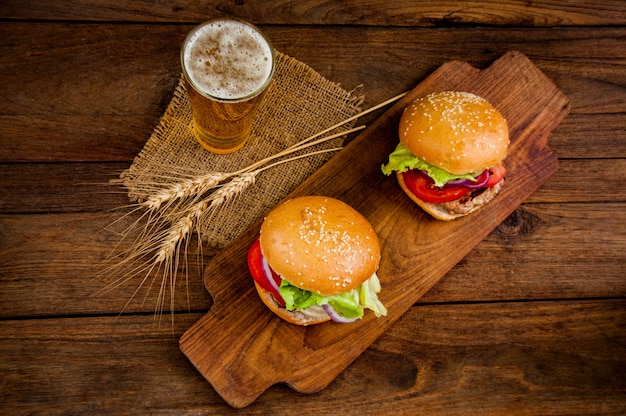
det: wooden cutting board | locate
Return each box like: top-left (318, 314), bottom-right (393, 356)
top-left (179, 50), bottom-right (570, 408)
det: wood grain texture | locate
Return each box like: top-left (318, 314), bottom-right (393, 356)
top-left (2, 300), bottom-right (624, 415)
top-left (179, 51), bottom-right (569, 407)
top-left (1, 3), bottom-right (625, 414)
top-left (1, 0), bottom-right (625, 26)
top-left (1, 24), bottom-right (623, 163)
top-left (1, 158), bottom-right (625, 214)
top-left (1, 201), bottom-right (624, 319)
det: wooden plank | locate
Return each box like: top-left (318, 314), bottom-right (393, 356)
top-left (2, 24), bottom-right (623, 116)
top-left (1, 24), bottom-right (624, 162)
top-left (0, 115), bottom-right (159, 162)
top-left (0, 212), bottom-right (213, 319)
top-left (1, 300), bottom-right (624, 414)
top-left (1, 159), bottom-right (624, 214)
top-left (419, 202), bottom-right (626, 303)
top-left (1, 0), bottom-right (625, 26)
top-left (530, 159), bottom-right (626, 203)
top-left (2, 115), bottom-right (623, 163)
top-left (0, 202), bottom-right (624, 319)
top-left (549, 113), bottom-right (626, 159)
top-left (0, 162), bottom-right (129, 213)
top-left (0, 23), bottom-right (184, 117)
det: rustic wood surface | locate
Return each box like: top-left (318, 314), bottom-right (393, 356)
top-left (1, 1), bottom-right (624, 414)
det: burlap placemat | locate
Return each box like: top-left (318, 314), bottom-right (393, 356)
top-left (120, 51), bottom-right (363, 249)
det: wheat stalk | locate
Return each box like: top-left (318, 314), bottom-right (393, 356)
top-left (137, 125), bottom-right (365, 215)
top-left (141, 171), bottom-right (228, 212)
top-left (286, 91), bottom-right (407, 150)
top-left (102, 91), bottom-right (409, 327)
top-left (146, 150), bottom-right (344, 324)
top-left (154, 172), bottom-right (257, 264)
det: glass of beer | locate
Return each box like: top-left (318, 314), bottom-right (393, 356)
top-left (181, 19), bottom-right (275, 154)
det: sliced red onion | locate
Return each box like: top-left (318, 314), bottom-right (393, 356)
top-left (261, 255), bottom-right (285, 304)
top-left (444, 170), bottom-right (490, 189)
top-left (322, 304), bottom-right (360, 324)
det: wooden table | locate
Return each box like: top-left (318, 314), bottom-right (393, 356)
top-left (1, 1), bottom-right (625, 414)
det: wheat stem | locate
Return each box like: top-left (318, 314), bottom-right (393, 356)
top-left (286, 91), bottom-right (408, 150)
top-left (228, 90), bottom-right (408, 175)
top-left (255, 146), bottom-right (344, 174)
top-left (231, 124), bottom-right (365, 177)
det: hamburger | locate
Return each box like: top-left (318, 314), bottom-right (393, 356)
top-left (382, 91), bottom-right (509, 220)
top-left (247, 196), bottom-right (387, 325)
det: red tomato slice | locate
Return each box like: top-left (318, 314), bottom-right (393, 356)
top-left (247, 239), bottom-right (285, 306)
top-left (401, 170), bottom-right (471, 204)
top-left (485, 163), bottom-right (506, 187)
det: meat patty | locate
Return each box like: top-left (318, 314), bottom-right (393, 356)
top-left (442, 179), bottom-right (504, 216)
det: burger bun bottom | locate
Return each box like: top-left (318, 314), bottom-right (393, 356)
top-left (254, 282), bottom-right (331, 326)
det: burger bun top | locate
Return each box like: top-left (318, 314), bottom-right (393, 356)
top-left (399, 91), bottom-right (509, 175)
top-left (259, 196), bottom-right (380, 296)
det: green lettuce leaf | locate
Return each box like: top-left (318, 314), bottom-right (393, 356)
top-left (279, 280), bottom-right (321, 311)
top-left (359, 273), bottom-right (387, 318)
top-left (278, 273), bottom-right (387, 319)
top-left (381, 143), bottom-right (476, 187)
top-left (327, 292), bottom-right (363, 319)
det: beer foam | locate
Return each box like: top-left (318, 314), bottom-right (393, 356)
top-left (183, 20), bottom-right (274, 100)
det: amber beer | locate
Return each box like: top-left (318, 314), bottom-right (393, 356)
top-left (181, 19), bottom-right (275, 154)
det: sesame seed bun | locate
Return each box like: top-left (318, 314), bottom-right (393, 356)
top-left (259, 196), bottom-right (380, 297)
top-left (399, 91), bottom-right (509, 175)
